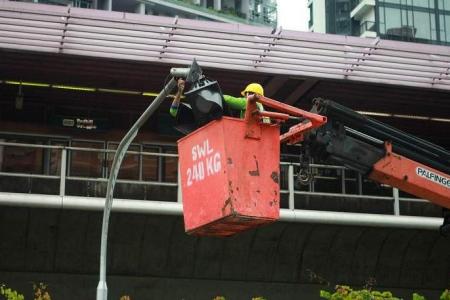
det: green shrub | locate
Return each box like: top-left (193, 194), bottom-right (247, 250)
top-left (320, 285), bottom-right (400, 300)
top-left (32, 283), bottom-right (51, 300)
top-left (412, 293), bottom-right (426, 300)
top-left (441, 290), bottom-right (450, 300)
top-left (0, 284), bottom-right (25, 300)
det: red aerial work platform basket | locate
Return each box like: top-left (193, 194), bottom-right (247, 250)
top-left (178, 93), bottom-right (327, 237)
top-left (178, 116), bottom-right (280, 236)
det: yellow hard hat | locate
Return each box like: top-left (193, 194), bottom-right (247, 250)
top-left (241, 83), bottom-right (264, 96)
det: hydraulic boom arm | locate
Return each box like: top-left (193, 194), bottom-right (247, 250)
top-left (301, 98), bottom-right (450, 210)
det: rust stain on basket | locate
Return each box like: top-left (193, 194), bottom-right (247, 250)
top-left (271, 171), bottom-right (279, 183)
top-left (249, 155), bottom-right (260, 176)
top-left (222, 181), bottom-right (236, 215)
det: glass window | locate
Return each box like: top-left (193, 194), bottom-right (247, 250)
top-left (222, 0), bottom-right (236, 10)
top-left (408, 10), bottom-right (413, 26)
top-left (438, 0), bottom-right (450, 10)
top-left (70, 140), bottom-right (104, 178)
top-left (414, 11), bottom-right (432, 39)
top-left (163, 147), bottom-right (178, 183)
top-left (385, 7), bottom-right (402, 36)
top-left (379, 6), bottom-right (386, 33)
top-left (142, 145), bottom-right (178, 183)
top-left (72, 0), bottom-right (92, 8)
top-left (445, 15), bottom-right (450, 42)
top-left (412, 0), bottom-right (432, 8)
top-left (431, 13), bottom-right (437, 40)
top-left (326, 0), bottom-right (337, 33)
top-left (0, 137), bottom-right (44, 174)
top-left (439, 14), bottom-right (446, 41)
top-left (402, 9), bottom-right (408, 25)
top-left (142, 145), bottom-right (160, 181)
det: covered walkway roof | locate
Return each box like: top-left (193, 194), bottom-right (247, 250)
top-left (0, 1), bottom-right (450, 90)
top-left (1, 0), bottom-right (450, 90)
top-left (1, 0), bottom-right (450, 147)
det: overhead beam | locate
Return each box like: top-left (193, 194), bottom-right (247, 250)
top-left (285, 79), bottom-right (319, 105)
top-left (263, 76), bottom-right (289, 97)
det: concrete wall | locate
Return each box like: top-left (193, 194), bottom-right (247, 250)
top-left (0, 207), bottom-right (449, 299)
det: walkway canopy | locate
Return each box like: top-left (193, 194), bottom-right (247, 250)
top-left (1, 0), bottom-right (450, 146)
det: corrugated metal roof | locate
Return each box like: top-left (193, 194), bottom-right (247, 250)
top-left (1, 1), bottom-right (450, 91)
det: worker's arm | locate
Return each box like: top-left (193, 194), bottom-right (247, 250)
top-left (223, 94), bottom-right (269, 122)
top-left (169, 79), bottom-right (185, 117)
top-left (223, 95), bottom-right (266, 111)
top-left (223, 95), bottom-right (247, 111)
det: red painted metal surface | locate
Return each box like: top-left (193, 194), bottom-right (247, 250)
top-left (369, 143), bottom-right (450, 209)
top-left (178, 117), bottom-right (280, 236)
top-left (251, 95), bottom-right (327, 144)
top-left (254, 95), bottom-right (327, 128)
top-left (257, 110), bottom-right (290, 121)
top-left (279, 121), bottom-right (313, 144)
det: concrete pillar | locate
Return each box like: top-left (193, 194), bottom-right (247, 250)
top-left (241, 0), bottom-right (249, 19)
top-left (104, 0), bottom-right (112, 11)
top-left (214, 0), bottom-right (221, 10)
top-left (135, 2), bottom-right (145, 14)
top-left (310, 0), bottom-right (326, 33)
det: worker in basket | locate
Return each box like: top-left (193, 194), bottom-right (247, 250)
top-left (222, 83), bottom-right (267, 121)
top-left (170, 80), bottom-right (269, 123)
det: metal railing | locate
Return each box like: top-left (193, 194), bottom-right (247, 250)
top-left (0, 141), bottom-right (427, 216)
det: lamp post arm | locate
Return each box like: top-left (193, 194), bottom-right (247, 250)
top-left (96, 77), bottom-right (177, 300)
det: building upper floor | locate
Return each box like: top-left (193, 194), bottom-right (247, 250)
top-left (9, 0), bottom-right (277, 26)
top-left (309, 0), bottom-right (450, 46)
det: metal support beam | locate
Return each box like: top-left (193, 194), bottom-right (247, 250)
top-left (285, 79), bottom-right (318, 105)
top-left (263, 76), bottom-right (288, 98)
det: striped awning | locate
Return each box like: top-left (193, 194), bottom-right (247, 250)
top-left (1, 0), bottom-right (450, 91)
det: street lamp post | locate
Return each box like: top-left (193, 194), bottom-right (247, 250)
top-left (96, 60), bottom-right (202, 300)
